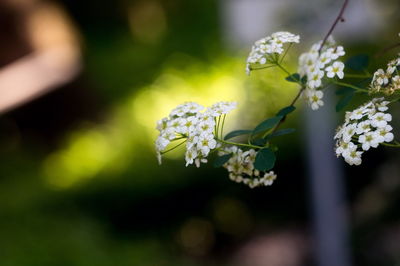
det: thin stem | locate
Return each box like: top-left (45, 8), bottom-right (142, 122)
top-left (374, 42), bottom-right (400, 58)
top-left (269, 86), bottom-right (306, 135)
top-left (381, 142), bottom-right (400, 148)
top-left (345, 73), bottom-right (372, 78)
top-left (333, 80), bottom-right (368, 92)
top-left (161, 140), bottom-right (187, 154)
top-left (216, 116), bottom-right (221, 137)
top-left (220, 114), bottom-right (226, 139)
top-left (250, 65), bottom-right (277, 71)
top-left (216, 138), bottom-right (263, 150)
top-left (275, 62), bottom-right (291, 77)
top-left (318, 0), bottom-right (349, 54)
top-left (279, 43), bottom-right (293, 64)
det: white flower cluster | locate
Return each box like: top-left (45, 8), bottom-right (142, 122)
top-left (155, 101), bottom-right (237, 166)
top-left (334, 98), bottom-right (393, 165)
top-left (370, 54), bottom-right (400, 94)
top-left (219, 146), bottom-right (277, 188)
top-left (298, 36), bottom-right (346, 110)
top-left (246, 31), bottom-right (300, 75)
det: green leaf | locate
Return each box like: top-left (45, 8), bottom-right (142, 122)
top-left (254, 148), bottom-right (276, 171)
top-left (265, 128), bottom-right (296, 140)
top-left (224, 129), bottom-right (253, 140)
top-left (301, 75), bottom-right (307, 84)
top-left (253, 116), bottom-right (283, 135)
top-left (213, 154), bottom-right (232, 168)
top-left (251, 138), bottom-right (267, 146)
top-left (335, 86), bottom-right (354, 95)
top-left (276, 106), bottom-right (296, 117)
top-left (285, 73), bottom-right (300, 83)
top-left (345, 55), bottom-right (369, 71)
top-left (336, 90), bottom-right (355, 112)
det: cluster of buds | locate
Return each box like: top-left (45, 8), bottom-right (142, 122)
top-left (370, 55), bottom-right (400, 95)
top-left (219, 146), bottom-right (277, 188)
top-left (246, 31), bottom-right (300, 75)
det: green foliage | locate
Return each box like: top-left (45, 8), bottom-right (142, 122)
top-left (265, 128), bottom-right (296, 140)
top-left (254, 148), bottom-right (276, 171)
top-left (251, 138), bottom-right (267, 146)
top-left (285, 73), bottom-right (300, 82)
top-left (213, 153), bottom-right (233, 167)
top-left (336, 87), bottom-right (355, 112)
top-left (253, 116), bottom-right (282, 135)
top-left (276, 106), bottom-right (296, 117)
top-left (345, 54), bottom-right (369, 71)
top-left (224, 130), bottom-right (252, 140)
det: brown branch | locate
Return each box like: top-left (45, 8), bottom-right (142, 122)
top-left (374, 42), bottom-right (400, 58)
top-left (271, 86), bottom-right (306, 134)
top-left (318, 0), bottom-right (349, 54)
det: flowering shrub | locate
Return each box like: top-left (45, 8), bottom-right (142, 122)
top-left (155, 3), bottom-right (400, 188)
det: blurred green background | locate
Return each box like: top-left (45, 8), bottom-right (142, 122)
top-left (0, 0), bottom-right (400, 265)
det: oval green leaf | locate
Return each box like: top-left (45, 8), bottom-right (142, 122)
top-left (345, 54), bottom-right (369, 71)
top-left (254, 148), bottom-right (276, 171)
top-left (265, 128), bottom-right (296, 140)
top-left (276, 106), bottom-right (296, 117)
top-left (285, 73), bottom-right (300, 83)
top-left (213, 154), bottom-right (232, 168)
top-left (224, 129), bottom-right (253, 140)
top-left (253, 116), bottom-right (282, 135)
top-left (336, 90), bottom-right (355, 112)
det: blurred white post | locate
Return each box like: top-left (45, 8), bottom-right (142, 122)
top-left (220, 1), bottom-right (352, 266)
top-left (304, 89), bottom-right (351, 266)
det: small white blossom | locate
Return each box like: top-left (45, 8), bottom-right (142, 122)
top-left (358, 132), bottom-right (384, 151)
top-left (219, 147), bottom-right (278, 188)
top-left (334, 98), bottom-right (395, 166)
top-left (342, 145), bottom-right (362, 166)
top-left (326, 61), bottom-right (344, 79)
top-left (377, 125), bottom-right (394, 142)
top-left (155, 101), bottom-right (237, 168)
top-left (370, 53), bottom-right (400, 94)
top-left (298, 36), bottom-right (346, 110)
top-left (305, 89), bottom-right (324, 110)
top-left (246, 31), bottom-right (300, 75)
top-left (370, 112), bottom-right (392, 128)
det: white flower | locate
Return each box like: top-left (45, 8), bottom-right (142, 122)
top-left (197, 133), bottom-right (217, 156)
top-left (342, 123), bottom-right (357, 143)
top-left (342, 146), bottom-right (362, 166)
top-left (377, 125), bottom-right (394, 142)
top-left (220, 146), bottom-right (278, 188)
top-left (355, 121), bottom-right (371, 135)
top-left (298, 36), bottom-right (346, 100)
top-left (246, 31), bottom-right (300, 75)
top-left (185, 148), bottom-right (198, 166)
top-left (261, 171), bottom-right (277, 186)
top-left (358, 132), bottom-right (384, 151)
top-left (308, 70), bottom-right (324, 89)
top-left (326, 61), bottom-right (344, 79)
top-left (334, 98), bottom-right (395, 166)
top-left (335, 141), bottom-right (356, 157)
top-left (370, 53), bottom-right (400, 94)
top-left (155, 101), bottom-right (237, 167)
top-left (330, 46), bottom-right (345, 59)
top-left (370, 112), bottom-right (392, 128)
top-left (208, 101), bottom-right (237, 116)
top-left (373, 69), bottom-right (389, 86)
top-left (307, 89), bottom-right (324, 110)
top-left (170, 102), bottom-right (204, 117)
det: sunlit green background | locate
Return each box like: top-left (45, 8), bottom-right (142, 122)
top-left (1, 0), bottom-right (400, 265)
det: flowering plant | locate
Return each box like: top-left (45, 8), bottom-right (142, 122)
top-left (155, 1), bottom-right (400, 188)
